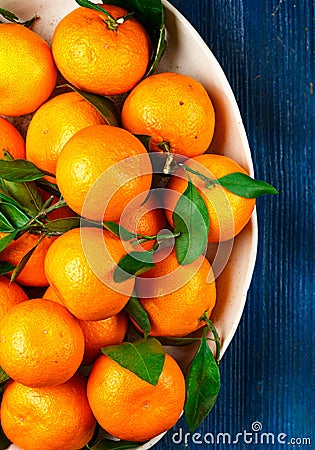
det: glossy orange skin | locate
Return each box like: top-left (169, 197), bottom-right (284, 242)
top-left (0, 23), bottom-right (57, 116)
top-left (0, 298), bottom-right (84, 387)
top-left (0, 117), bottom-right (25, 159)
top-left (1, 373), bottom-right (96, 450)
top-left (56, 124), bottom-right (152, 222)
top-left (0, 275), bottom-right (28, 321)
top-left (44, 227), bottom-right (135, 320)
top-left (78, 312), bottom-right (128, 365)
top-left (164, 154), bottom-right (256, 242)
top-left (135, 250), bottom-right (216, 337)
top-left (121, 72), bottom-right (215, 157)
top-left (26, 92), bottom-right (106, 181)
top-left (0, 232), bottom-right (57, 287)
top-left (52, 5), bottom-right (150, 96)
top-left (87, 353), bottom-right (186, 442)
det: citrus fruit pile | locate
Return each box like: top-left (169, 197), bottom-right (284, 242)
top-left (0, 1), bottom-right (277, 449)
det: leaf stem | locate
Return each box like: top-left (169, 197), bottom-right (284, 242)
top-left (178, 163), bottom-right (216, 188)
top-left (199, 313), bottom-right (221, 365)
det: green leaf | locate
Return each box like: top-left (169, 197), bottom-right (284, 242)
top-left (0, 159), bottom-right (49, 182)
top-left (0, 7), bottom-right (36, 27)
top-left (173, 179), bottom-right (210, 265)
top-left (43, 217), bottom-right (81, 234)
top-left (0, 202), bottom-right (30, 228)
top-left (0, 7), bottom-right (19, 22)
top-left (75, 0), bottom-right (117, 27)
top-left (0, 230), bottom-right (19, 253)
top-left (0, 261), bottom-right (15, 276)
top-left (61, 84), bottom-right (119, 126)
top-left (217, 172), bottom-right (279, 198)
top-left (101, 337), bottom-right (165, 385)
top-left (10, 235), bottom-right (44, 284)
top-left (0, 188), bottom-right (24, 208)
top-left (184, 330), bottom-right (220, 432)
top-left (0, 367), bottom-right (9, 385)
top-left (3, 178), bottom-right (45, 216)
top-left (103, 221), bottom-right (137, 241)
top-left (35, 179), bottom-right (61, 198)
top-left (114, 250), bottom-right (155, 282)
top-left (0, 212), bottom-right (15, 232)
top-left (104, 0), bottom-right (166, 76)
top-left (125, 295), bottom-right (151, 338)
top-left (135, 134), bottom-right (152, 151)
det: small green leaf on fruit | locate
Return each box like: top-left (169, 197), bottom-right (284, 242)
top-left (101, 337), bottom-right (165, 385)
top-left (0, 159), bottom-right (49, 182)
top-left (62, 84), bottom-right (119, 126)
top-left (114, 250), bottom-right (155, 282)
top-left (103, 221), bottom-right (137, 240)
top-left (125, 295), bottom-right (151, 338)
top-left (103, 0), bottom-right (166, 76)
top-left (184, 330), bottom-right (220, 432)
top-left (173, 179), bottom-right (210, 265)
top-left (0, 262), bottom-right (15, 276)
top-left (0, 230), bottom-right (19, 254)
top-left (0, 203), bottom-right (30, 228)
top-left (217, 172), bottom-right (278, 198)
top-left (44, 217), bottom-right (81, 234)
top-left (0, 366), bottom-right (9, 385)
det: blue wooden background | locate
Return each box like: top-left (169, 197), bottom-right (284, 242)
top-left (155, 1), bottom-right (314, 449)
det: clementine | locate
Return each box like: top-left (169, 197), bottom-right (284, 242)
top-left (1, 373), bottom-right (96, 450)
top-left (0, 298), bottom-right (84, 387)
top-left (78, 312), bottom-right (128, 365)
top-left (164, 154), bottom-right (256, 242)
top-left (87, 353), bottom-right (185, 442)
top-left (121, 71), bottom-right (215, 157)
top-left (0, 231), bottom-right (56, 286)
top-left (0, 275), bottom-right (28, 321)
top-left (44, 227), bottom-right (134, 321)
top-left (26, 92), bottom-right (106, 181)
top-left (0, 23), bottom-right (57, 116)
top-left (0, 117), bottom-right (25, 159)
top-left (56, 124), bottom-right (152, 222)
top-left (135, 249), bottom-right (216, 337)
top-left (52, 5), bottom-right (150, 96)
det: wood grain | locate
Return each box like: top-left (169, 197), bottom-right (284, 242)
top-left (155, 1), bottom-right (314, 448)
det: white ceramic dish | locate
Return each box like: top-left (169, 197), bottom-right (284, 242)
top-left (1, 0), bottom-right (258, 449)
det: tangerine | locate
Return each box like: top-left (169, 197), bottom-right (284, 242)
top-left (56, 124), bottom-right (152, 222)
top-left (26, 92), bottom-right (106, 181)
top-left (1, 373), bottom-right (96, 450)
top-left (0, 298), bottom-right (84, 387)
top-left (164, 154), bottom-right (256, 242)
top-left (44, 227), bottom-right (134, 321)
top-left (87, 353), bottom-right (185, 442)
top-left (121, 71), bottom-right (215, 157)
top-left (0, 23), bottom-right (57, 116)
top-left (0, 116), bottom-right (25, 159)
top-left (52, 5), bottom-right (150, 96)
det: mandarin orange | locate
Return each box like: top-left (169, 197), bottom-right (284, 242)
top-left (52, 5), bottom-right (150, 96)
top-left (87, 353), bottom-right (185, 442)
top-left (1, 373), bottom-right (96, 450)
top-left (0, 23), bottom-right (57, 116)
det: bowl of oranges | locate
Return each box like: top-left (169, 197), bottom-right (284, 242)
top-left (0, 1), bottom-right (277, 449)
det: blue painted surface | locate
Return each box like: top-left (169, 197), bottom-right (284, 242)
top-left (154, 1), bottom-right (314, 449)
